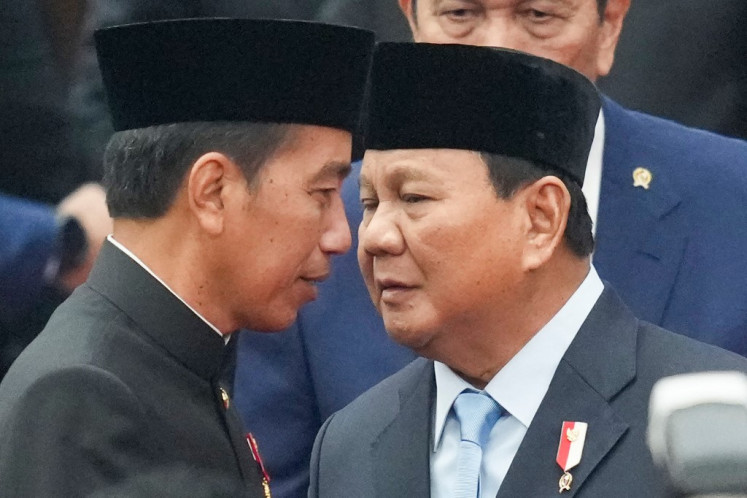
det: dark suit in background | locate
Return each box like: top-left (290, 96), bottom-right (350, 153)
top-left (598, 0), bottom-right (746, 139)
top-left (0, 0), bottom-right (88, 203)
top-left (594, 98), bottom-right (747, 353)
top-left (0, 194), bottom-right (58, 377)
top-left (309, 287), bottom-right (747, 497)
top-left (0, 194), bottom-right (57, 320)
top-left (0, 241), bottom-right (264, 497)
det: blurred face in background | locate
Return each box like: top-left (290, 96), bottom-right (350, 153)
top-left (399, 0), bottom-right (630, 81)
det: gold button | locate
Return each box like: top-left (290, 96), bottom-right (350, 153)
top-left (632, 167), bottom-right (653, 190)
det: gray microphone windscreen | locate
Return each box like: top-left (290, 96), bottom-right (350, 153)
top-left (647, 371), bottom-right (747, 496)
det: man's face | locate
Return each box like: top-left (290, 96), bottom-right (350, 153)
top-left (358, 149), bottom-right (527, 355)
top-left (400, 0), bottom-right (628, 80)
top-left (220, 125), bottom-right (352, 331)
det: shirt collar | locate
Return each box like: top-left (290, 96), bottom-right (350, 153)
top-left (106, 235), bottom-right (226, 341)
top-left (583, 109), bottom-right (605, 236)
top-left (433, 266), bottom-right (604, 450)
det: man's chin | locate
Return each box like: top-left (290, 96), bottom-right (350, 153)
top-left (385, 320), bottom-right (433, 352)
top-left (241, 309), bottom-right (298, 333)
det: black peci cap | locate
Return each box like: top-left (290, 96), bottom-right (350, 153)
top-left (95, 18), bottom-right (375, 133)
top-left (365, 43), bottom-right (601, 185)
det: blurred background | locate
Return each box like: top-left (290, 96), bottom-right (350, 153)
top-left (2, 0), bottom-right (743, 205)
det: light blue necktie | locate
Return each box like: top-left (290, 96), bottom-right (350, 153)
top-left (452, 390), bottom-right (502, 498)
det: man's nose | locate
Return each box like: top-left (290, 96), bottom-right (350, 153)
top-left (469, 18), bottom-right (527, 52)
top-left (359, 202), bottom-right (405, 257)
top-left (320, 194), bottom-right (352, 255)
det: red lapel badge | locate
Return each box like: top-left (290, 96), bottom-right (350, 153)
top-left (247, 433), bottom-right (272, 498)
top-left (556, 421), bottom-right (588, 493)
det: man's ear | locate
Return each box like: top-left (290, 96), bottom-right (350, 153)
top-left (399, 0), bottom-right (419, 38)
top-left (521, 176), bottom-right (570, 271)
top-left (186, 152), bottom-right (240, 236)
top-left (596, 0), bottom-right (631, 78)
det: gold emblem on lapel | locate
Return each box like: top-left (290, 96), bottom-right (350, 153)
top-left (220, 387), bottom-right (230, 409)
top-left (632, 167), bottom-right (653, 189)
top-left (566, 427), bottom-right (579, 442)
top-left (559, 472), bottom-right (573, 492)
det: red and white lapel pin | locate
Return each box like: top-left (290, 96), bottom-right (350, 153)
top-left (556, 421), bottom-right (588, 493)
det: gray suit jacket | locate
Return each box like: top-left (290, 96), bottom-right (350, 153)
top-left (309, 286), bottom-right (747, 497)
top-left (0, 241), bottom-right (263, 497)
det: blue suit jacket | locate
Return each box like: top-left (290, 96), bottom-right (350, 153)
top-left (234, 98), bottom-right (747, 497)
top-left (0, 194), bottom-right (57, 322)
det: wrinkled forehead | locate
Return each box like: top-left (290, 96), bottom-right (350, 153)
top-left (360, 148), bottom-right (486, 189)
top-left (416, 0), bottom-right (597, 10)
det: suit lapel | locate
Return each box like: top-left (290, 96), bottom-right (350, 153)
top-left (498, 288), bottom-right (637, 497)
top-left (219, 389), bottom-right (265, 497)
top-left (595, 98), bottom-right (687, 325)
top-left (216, 336), bottom-right (263, 495)
top-left (496, 363), bottom-right (628, 497)
top-left (372, 359), bottom-right (433, 498)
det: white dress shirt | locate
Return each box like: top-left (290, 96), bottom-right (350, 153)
top-left (106, 235), bottom-right (226, 340)
top-left (583, 110), bottom-right (605, 236)
top-left (430, 267), bottom-right (604, 498)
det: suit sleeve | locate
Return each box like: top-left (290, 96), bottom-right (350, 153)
top-left (0, 364), bottom-right (154, 497)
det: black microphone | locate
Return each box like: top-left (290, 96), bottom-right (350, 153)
top-left (647, 371), bottom-right (747, 497)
